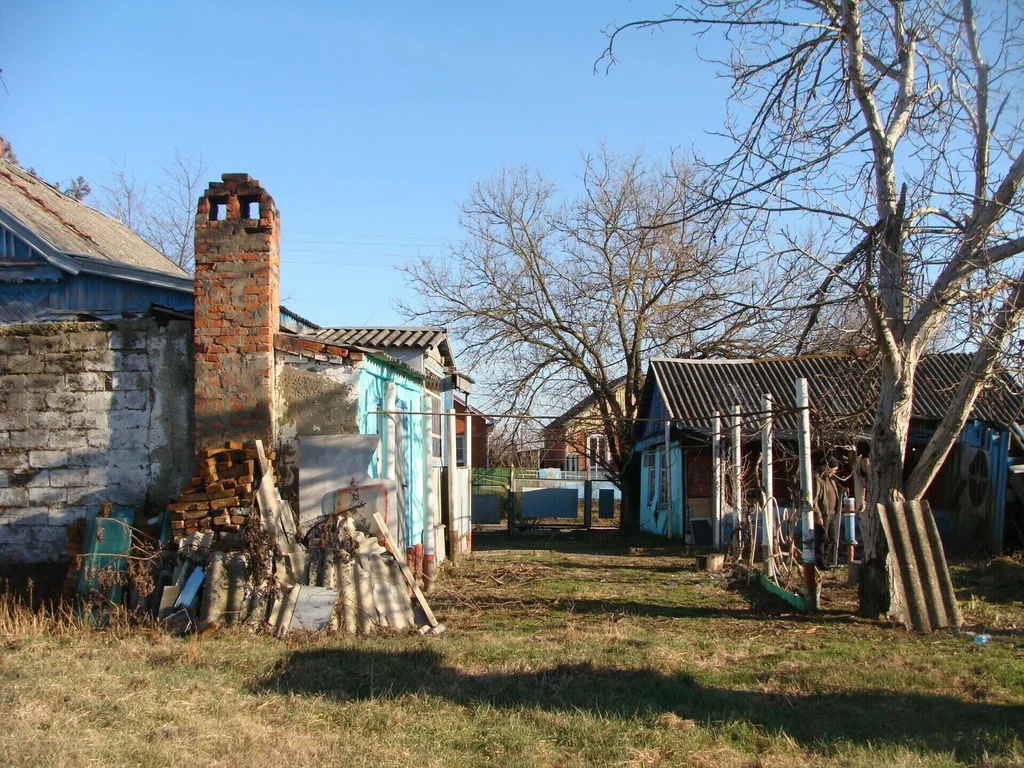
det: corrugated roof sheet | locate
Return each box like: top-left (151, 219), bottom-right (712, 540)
top-left (649, 354), bottom-right (1023, 437)
top-left (0, 158), bottom-right (187, 276)
top-left (307, 326), bottom-right (448, 351)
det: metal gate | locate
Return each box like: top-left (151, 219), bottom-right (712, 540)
top-left (471, 467), bottom-right (620, 532)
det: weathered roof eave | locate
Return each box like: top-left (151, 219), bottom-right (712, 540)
top-left (0, 207), bottom-right (82, 274)
top-left (70, 253), bottom-right (194, 293)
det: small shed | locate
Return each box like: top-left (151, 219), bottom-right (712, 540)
top-left (633, 354), bottom-right (1023, 553)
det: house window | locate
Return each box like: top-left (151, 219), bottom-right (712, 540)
top-left (588, 434), bottom-right (608, 468)
top-left (456, 434), bottom-right (466, 467)
top-left (427, 390), bottom-right (442, 461)
top-left (644, 451), bottom-right (657, 505)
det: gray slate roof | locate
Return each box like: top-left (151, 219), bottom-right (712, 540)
top-left (0, 158), bottom-right (187, 276)
top-left (648, 354), bottom-right (1023, 437)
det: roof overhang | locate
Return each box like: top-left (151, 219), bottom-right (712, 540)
top-left (0, 206), bottom-right (193, 294)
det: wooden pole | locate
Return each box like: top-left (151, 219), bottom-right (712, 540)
top-left (664, 419), bottom-right (673, 539)
top-left (712, 411), bottom-right (722, 549)
top-left (445, 406), bottom-right (459, 561)
top-left (731, 404), bottom-right (742, 527)
top-left (796, 378), bottom-right (817, 611)
top-left (507, 464), bottom-right (515, 537)
top-left (761, 393), bottom-right (775, 577)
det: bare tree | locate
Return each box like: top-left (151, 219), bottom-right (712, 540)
top-left (605, 0), bottom-right (1024, 615)
top-left (99, 150), bottom-right (209, 273)
top-left (402, 149), bottom-right (792, 530)
top-left (2, 136), bottom-right (91, 201)
top-left (99, 159), bottom-right (149, 233)
top-left (144, 150), bottom-right (209, 273)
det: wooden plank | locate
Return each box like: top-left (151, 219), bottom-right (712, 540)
top-left (371, 511), bottom-right (439, 627)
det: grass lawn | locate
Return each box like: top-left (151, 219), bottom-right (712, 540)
top-left (1, 531), bottom-right (1022, 767)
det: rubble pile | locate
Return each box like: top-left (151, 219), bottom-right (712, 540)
top-left (76, 439), bottom-right (442, 637)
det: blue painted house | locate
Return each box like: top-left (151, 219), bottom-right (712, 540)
top-left (0, 157), bottom-right (193, 320)
top-left (633, 355), bottom-right (1024, 554)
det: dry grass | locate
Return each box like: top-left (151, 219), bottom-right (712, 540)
top-left (1, 535), bottom-right (1022, 767)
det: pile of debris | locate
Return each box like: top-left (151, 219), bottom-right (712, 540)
top-left (74, 439), bottom-right (443, 637)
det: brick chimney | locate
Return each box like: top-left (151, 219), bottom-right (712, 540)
top-left (193, 173), bottom-right (280, 450)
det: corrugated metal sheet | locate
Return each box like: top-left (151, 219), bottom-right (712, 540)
top-left (648, 355), bottom-right (1023, 438)
top-left (308, 326), bottom-right (447, 351)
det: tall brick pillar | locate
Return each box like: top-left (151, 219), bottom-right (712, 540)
top-left (193, 173), bottom-right (280, 450)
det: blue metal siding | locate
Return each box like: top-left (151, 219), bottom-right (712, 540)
top-left (1, 221), bottom-right (193, 321)
top-left (1, 271), bottom-right (193, 322)
top-left (52, 272), bottom-right (193, 315)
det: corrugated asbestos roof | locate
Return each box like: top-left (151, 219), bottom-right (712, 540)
top-left (0, 158), bottom-right (187, 276)
top-left (307, 326), bottom-right (447, 350)
top-left (649, 354), bottom-right (1023, 436)
top-left (304, 326), bottom-right (455, 369)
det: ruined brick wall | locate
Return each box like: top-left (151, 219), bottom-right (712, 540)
top-left (193, 174), bottom-right (280, 451)
top-left (0, 318), bottom-right (194, 565)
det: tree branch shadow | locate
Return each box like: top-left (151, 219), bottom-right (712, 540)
top-left (252, 647), bottom-right (1020, 762)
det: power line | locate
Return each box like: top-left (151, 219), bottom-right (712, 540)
top-left (282, 253), bottom-right (417, 264)
top-left (282, 239), bottom-right (448, 248)
top-left (286, 229), bottom-right (450, 242)
top-left (367, 404), bottom-right (809, 423)
top-left (284, 260), bottom-right (405, 268)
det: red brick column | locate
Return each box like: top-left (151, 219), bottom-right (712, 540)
top-left (193, 173), bottom-right (280, 450)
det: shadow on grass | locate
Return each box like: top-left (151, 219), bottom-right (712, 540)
top-left (472, 530), bottom-right (688, 557)
top-left (436, 593), bottom-right (859, 625)
top-left (253, 647), bottom-right (1020, 761)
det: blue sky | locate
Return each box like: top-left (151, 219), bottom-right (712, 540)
top-left (2, 2), bottom-right (728, 332)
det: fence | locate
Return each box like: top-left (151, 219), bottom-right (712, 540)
top-left (470, 467), bottom-right (620, 529)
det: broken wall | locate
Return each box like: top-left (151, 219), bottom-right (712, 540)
top-left (0, 318), bottom-right (194, 566)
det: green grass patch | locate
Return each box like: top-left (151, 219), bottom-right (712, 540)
top-left (1, 533), bottom-right (1022, 767)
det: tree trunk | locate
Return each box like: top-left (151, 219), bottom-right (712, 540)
top-left (860, 351), bottom-right (917, 616)
top-left (618, 457), bottom-right (640, 535)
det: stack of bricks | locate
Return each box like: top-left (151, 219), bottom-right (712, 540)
top-left (167, 440), bottom-right (271, 545)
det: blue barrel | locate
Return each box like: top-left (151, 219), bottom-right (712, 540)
top-left (842, 497), bottom-right (858, 544)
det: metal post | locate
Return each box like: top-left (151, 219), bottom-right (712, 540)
top-left (664, 419), bottom-right (673, 539)
top-left (731, 404), bottom-right (742, 527)
top-left (465, 399), bottom-right (474, 471)
top-left (796, 378), bottom-right (817, 611)
top-left (761, 393), bottom-right (775, 576)
top-left (711, 411), bottom-right (722, 549)
top-left (583, 480), bottom-right (593, 530)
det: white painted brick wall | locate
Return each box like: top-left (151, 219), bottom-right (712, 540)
top-left (0, 318), bottom-right (195, 563)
